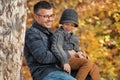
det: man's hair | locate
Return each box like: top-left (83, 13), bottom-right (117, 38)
top-left (34, 1), bottom-right (53, 14)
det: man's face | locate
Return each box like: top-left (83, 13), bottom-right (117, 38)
top-left (34, 8), bottom-right (54, 29)
top-left (62, 22), bottom-right (75, 33)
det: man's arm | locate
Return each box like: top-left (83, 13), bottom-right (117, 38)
top-left (25, 32), bottom-right (57, 64)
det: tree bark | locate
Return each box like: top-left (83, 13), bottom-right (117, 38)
top-left (0, 0), bottom-right (27, 80)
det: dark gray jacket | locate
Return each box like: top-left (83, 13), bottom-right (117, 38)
top-left (51, 27), bottom-right (80, 66)
top-left (24, 22), bottom-right (60, 80)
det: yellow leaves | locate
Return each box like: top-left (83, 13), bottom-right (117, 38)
top-left (99, 11), bottom-right (106, 19)
top-left (101, 62), bottom-right (117, 78)
top-left (22, 65), bottom-right (32, 80)
top-left (112, 12), bottom-right (120, 22)
top-left (104, 35), bottom-right (110, 42)
top-left (27, 1), bottom-right (34, 7)
top-left (22, 57), bottom-right (32, 80)
top-left (55, 0), bottom-right (60, 4)
top-left (114, 22), bottom-right (120, 34)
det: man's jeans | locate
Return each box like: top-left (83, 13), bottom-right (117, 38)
top-left (71, 70), bottom-right (91, 80)
top-left (43, 71), bottom-right (76, 80)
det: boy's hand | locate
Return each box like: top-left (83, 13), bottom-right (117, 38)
top-left (77, 51), bottom-right (87, 59)
top-left (68, 50), bottom-right (76, 58)
top-left (63, 63), bottom-right (71, 74)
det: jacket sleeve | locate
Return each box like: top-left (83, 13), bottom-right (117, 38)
top-left (51, 32), bottom-right (69, 65)
top-left (25, 31), bottom-right (57, 64)
top-left (70, 35), bottom-right (80, 52)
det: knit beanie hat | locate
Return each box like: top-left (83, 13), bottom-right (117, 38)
top-left (59, 9), bottom-right (78, 27)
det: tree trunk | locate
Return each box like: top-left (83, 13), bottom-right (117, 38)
top-left (0, 0), bottom-right (27, 80)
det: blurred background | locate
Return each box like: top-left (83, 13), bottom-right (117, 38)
top-left (22, 0), bottom-right (120, 80)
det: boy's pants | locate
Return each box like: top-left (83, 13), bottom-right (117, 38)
top-left (69, 58), bottom-right (100, 80)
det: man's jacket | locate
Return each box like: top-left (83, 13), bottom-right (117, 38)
top-left (24, 22), bottom-right (59, 80)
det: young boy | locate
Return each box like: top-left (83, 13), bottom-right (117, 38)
top-left (51, 9), bottom-right (100, 80)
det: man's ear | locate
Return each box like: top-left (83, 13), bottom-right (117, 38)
top-left (33, 13), bottom-right (38, 21)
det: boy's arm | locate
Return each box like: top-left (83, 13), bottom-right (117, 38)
top-left (70, 34), bottom-right (88, 58)
top-left (63, 63), bottom-right (71, 74)
top-left (51, 32), bottom-right (69, 65)
top-left (70, 35), bottom-right (80, 52)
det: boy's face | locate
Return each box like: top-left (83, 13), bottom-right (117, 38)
top-left (62, 22), bottom-right (75, 33)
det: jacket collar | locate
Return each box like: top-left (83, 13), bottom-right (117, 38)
top-left (57, 26), bottom-right (73, 40)
top-left (32, 22), bottom-right (53, 35)
top-left (59, 26), bottom-right (73, 35)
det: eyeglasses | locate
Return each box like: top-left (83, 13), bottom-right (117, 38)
top-left (37, 14), bottom-right (55, 19)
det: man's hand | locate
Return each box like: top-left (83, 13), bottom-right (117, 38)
top-left (63, 63), bottom-right (71, 74)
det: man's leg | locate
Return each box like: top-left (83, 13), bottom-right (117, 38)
top-left (71, 70), bottom-right (91, 80)
top-left (43, 71), bottom-right (76, 80)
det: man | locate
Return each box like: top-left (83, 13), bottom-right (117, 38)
top-left (24, 1), bottom-right (76, 80)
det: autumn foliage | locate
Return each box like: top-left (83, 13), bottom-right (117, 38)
top-left (22, 0), bottom-right (120, 80)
